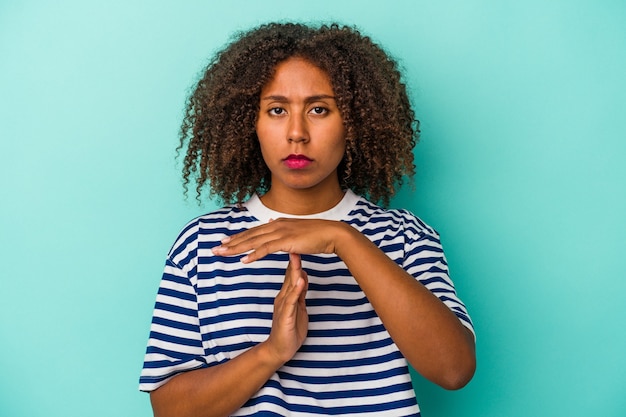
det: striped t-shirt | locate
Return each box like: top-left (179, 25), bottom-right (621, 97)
top-left (140, 190), bottom-right (474, 416)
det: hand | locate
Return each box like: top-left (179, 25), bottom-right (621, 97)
top-left (213, 218), bottom-right (347, 263)
top-left (264, 253), bottom-right (309, 365)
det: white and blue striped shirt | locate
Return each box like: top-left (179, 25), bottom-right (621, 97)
top-left (140, 190), bottom-right (474, 416)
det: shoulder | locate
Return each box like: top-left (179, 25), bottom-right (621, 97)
top-left (348, 196), bottom-right (440, 241)
top-left (166, 204), bottom-right (257, 264)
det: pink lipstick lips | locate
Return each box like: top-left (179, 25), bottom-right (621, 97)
top-left (284, 154), bottom-right (313, 169)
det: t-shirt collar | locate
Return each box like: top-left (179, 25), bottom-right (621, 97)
top-left (243, 189), bottom-right (360, 223)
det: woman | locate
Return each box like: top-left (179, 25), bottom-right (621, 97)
top-left (140, 22), bottom-right (475, 417)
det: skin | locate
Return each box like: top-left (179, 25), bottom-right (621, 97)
top-left (255, 57), bottom-right (347, 214)
top-left (150, 57), bottom-right (476, 417)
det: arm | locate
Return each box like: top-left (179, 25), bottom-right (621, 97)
top-left (150, 254), bottom-right (309, 417)
top-left (151, 341), bottom-right (282, 417)
top-left (215, 219), bottom-right (475, 390)
top-left (334, 223), bottom-right (475, 389)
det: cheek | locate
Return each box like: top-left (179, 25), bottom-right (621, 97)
top-left (257, 139), bottom-right (280, 171)
top-left (255, 118), bottom-right (281, 148)
top-left (255, 123), bottom-right (271, 152)
top-left (257, 141), bottom-right (272, 166)
top-left (335, 131), bottom-right (347, 157)
top-left (335, 123), bottom-right (347, 151)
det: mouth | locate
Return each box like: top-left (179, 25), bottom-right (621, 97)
top-left (283, 154), bottom-right (313, 169)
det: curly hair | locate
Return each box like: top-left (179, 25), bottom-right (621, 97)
top-left (179, 22), bottom-right (419, 207)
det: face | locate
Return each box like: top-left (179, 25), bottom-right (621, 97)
top-left (256, 57), bottom-right (346, 199)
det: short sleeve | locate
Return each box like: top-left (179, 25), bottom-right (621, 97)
top-left (139, 226), bottom-right (211, 392)
top-left (401, 213), bottom-right (475, 338)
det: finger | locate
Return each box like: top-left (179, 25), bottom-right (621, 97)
top-left (219, 231), bottom-right (273, 253)
top-left (240, 231), bottom-right (301, 263)
top-left (273, 278), bottom-right (301, 327)
top-left (297, 270), bottom-right (308, 305)
top-left (221, 218), bottom-right (284, 246)
top-left (240, 240), bottom-right (283, 263)
top-left (216, 228), bottom-right (289, 260)
top-left (281, 255), bottom-right (305, 305)
top-left (287, 253), bottom-right (303, 287)
top-left (288, 253), bottom-right (302, 271)
top-left (282, 276), bottom-right (306, 315)
top-left (275, 268), bottom-right (294, 304)
top-left (214, 236), bottom-right (278, 261)
top-left (276, 253), bottom-right (301, 299)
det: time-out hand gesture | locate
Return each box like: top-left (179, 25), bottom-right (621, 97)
top-left (264, 253), bottom-right (309, 364)
top-left (213, 218), bottom-right (349, 263)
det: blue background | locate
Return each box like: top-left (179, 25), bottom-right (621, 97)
top-left (1, 1), bottom-right (625, 416)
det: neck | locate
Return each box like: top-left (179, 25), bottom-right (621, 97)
top-left (260, 186), bottom-right (345, 215)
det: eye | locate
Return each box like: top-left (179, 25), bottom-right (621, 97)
top-left (268, 107), bottom-right (286, 116)
top-left (310, 106), bottom-right (328, 115)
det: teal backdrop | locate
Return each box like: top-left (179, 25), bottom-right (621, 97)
top-left (1, 1), bottom-right (625, 416)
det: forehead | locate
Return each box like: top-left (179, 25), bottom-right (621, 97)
top-left (261, 57), bottom-right (334, 96)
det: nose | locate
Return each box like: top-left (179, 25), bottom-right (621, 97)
top-left (287, 113), bottom-right (309, 143)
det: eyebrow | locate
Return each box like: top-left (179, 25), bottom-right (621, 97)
top-left (261, 94), bottom-right (336, 103)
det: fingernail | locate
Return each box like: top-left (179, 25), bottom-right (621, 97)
top-left (241, 255), bottom-right (249, 263)
top-left (221, 236), bottom-right (231, 243)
